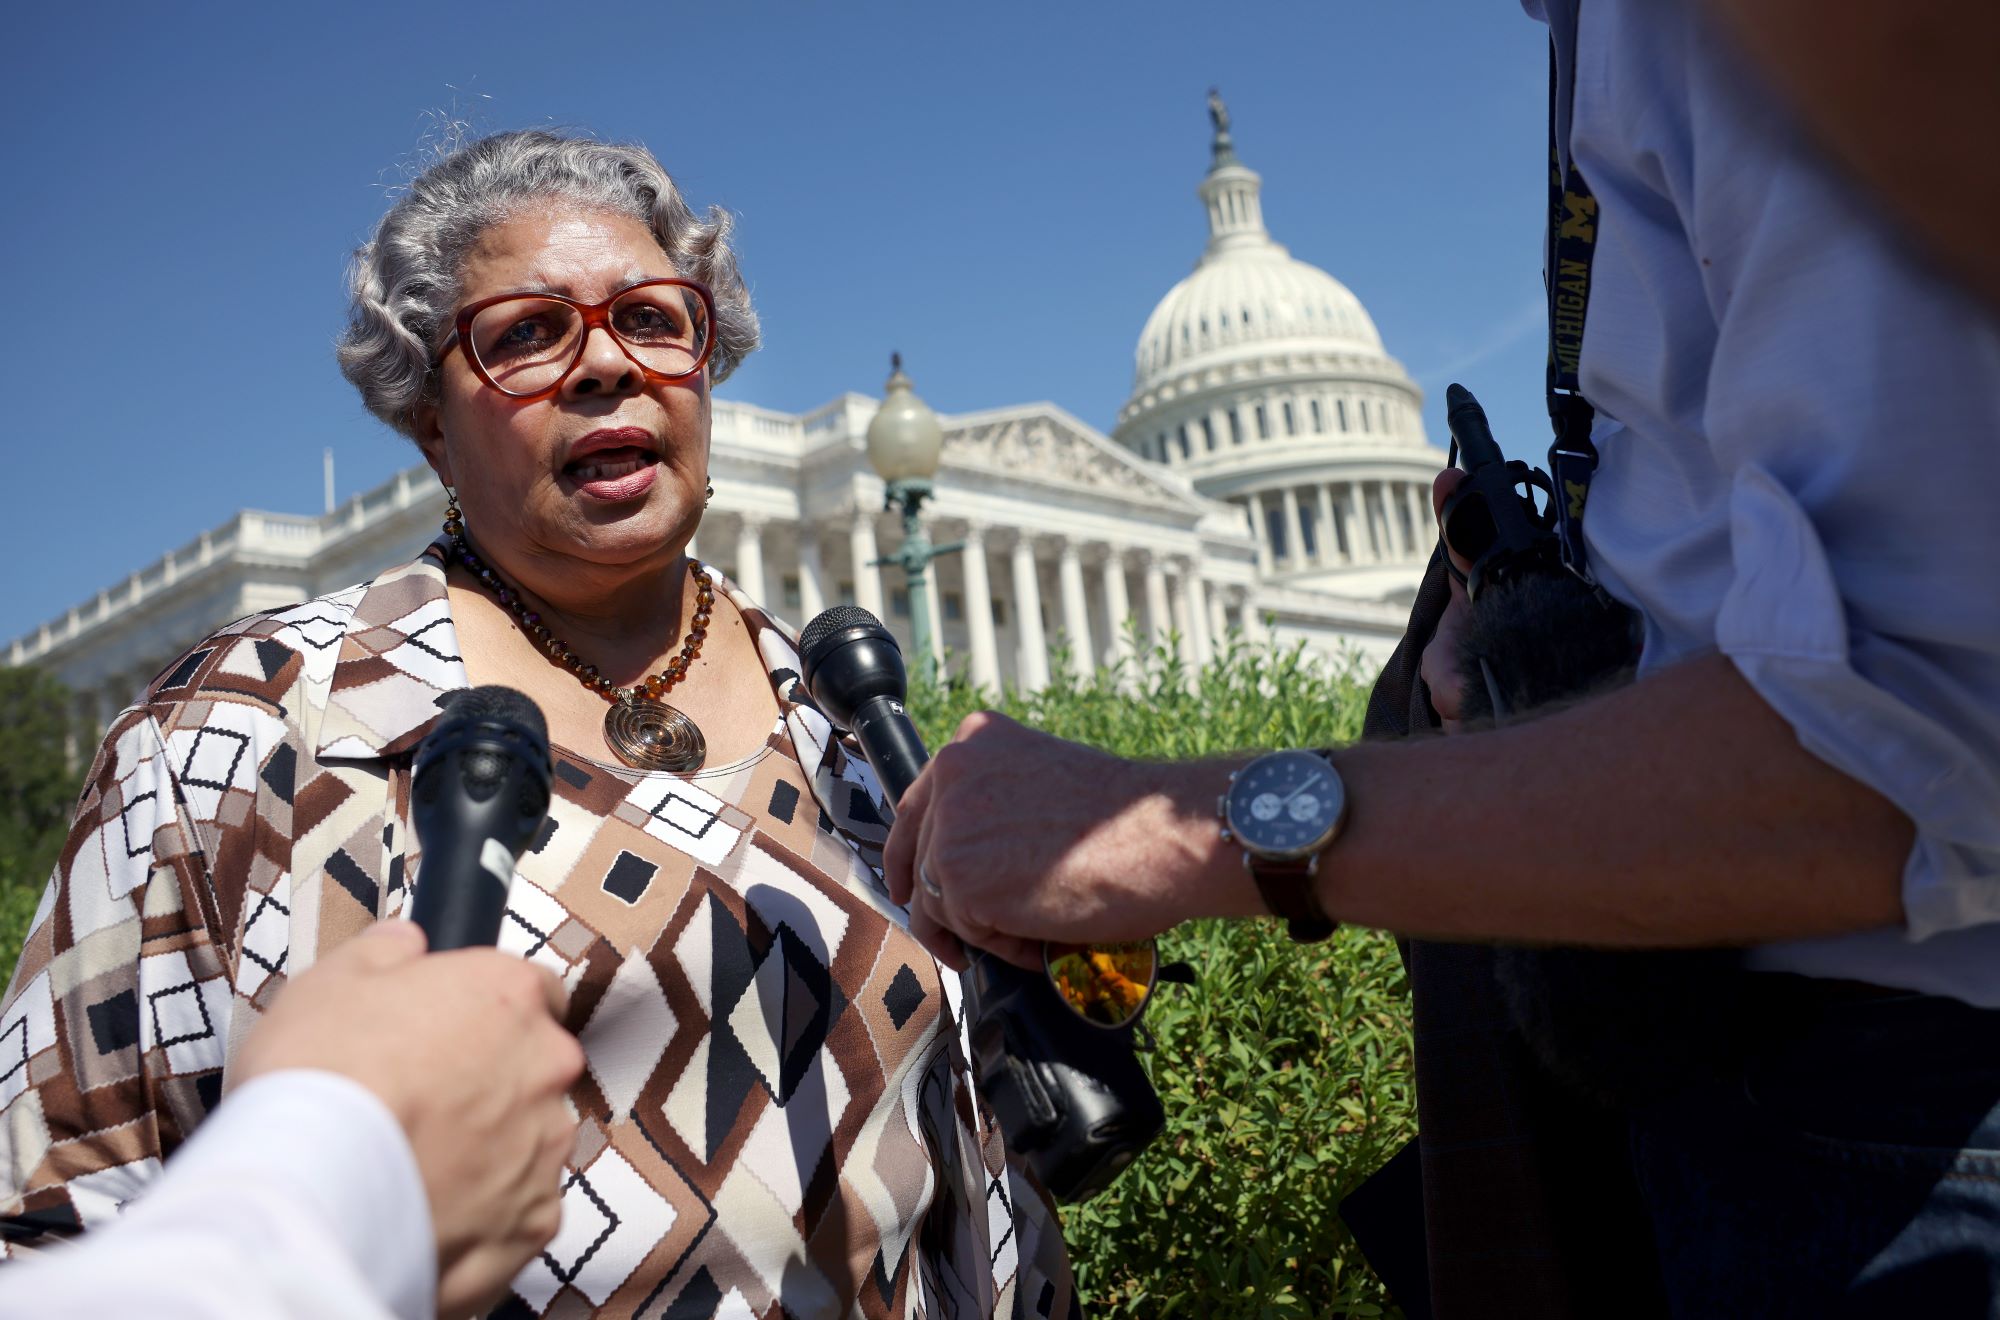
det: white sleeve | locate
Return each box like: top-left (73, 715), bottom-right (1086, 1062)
top-left (1682, 34), bottom-right (2000, 941)
top-left (0, 1070), bottom-right (435, 1320)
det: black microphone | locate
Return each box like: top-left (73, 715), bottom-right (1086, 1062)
top-left (798, 606), bottom-right (932, 801)
top-left (799, 606), bottom-right (1164, 1202)
top-left (407, 685), bottom-right (553, 951)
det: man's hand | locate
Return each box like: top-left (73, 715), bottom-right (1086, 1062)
top-left (882, 712), bottom-right (1264, 968)
top-left (233, 922), bottom-right (584, 1319)
top-left (1418, 467), bottom-right (1475, 731)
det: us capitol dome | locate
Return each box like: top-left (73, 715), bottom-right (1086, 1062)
top-left (1113, 93), bottom-right (1443, 602)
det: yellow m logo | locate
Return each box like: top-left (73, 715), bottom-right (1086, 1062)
top-left (1560, 192), bottom-right (1598, 242)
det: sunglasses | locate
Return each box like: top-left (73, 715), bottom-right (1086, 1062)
top-left (1042, 938), bottom-right (1173, 1030)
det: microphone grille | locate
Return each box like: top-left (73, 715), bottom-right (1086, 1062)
top-left (443, 684), bottom-right (549, 747)
top-left (800, 605), bottom-right (888, 663)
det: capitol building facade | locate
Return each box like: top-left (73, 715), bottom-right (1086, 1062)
top-left (7, 111), bottom-right (1444, 729)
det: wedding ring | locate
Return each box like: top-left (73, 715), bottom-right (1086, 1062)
top-left (918, 860), bottom-right (944, 900)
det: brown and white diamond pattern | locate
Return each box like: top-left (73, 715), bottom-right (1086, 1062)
top-left (511, 1142), bottom-right (675, 1312)
top-left (578, 948), bottom-right (678, 1120)
top-left (619, 777), bottom-right (745, 870)
top-left (136, 950), bottom-right (229, 1076)
top-left (0, 971), bottom-right (57, 1112)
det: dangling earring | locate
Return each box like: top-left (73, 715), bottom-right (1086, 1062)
top-left (443, 487), bottom-right (463, 539)
top-left (704, 481), bottom-right (714, 507)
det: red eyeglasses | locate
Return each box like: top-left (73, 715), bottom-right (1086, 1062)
top-left (436, 277), bottom-right (716, 401)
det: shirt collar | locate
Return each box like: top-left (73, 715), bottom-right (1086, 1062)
top-left (314, 540), bottom-right (469, 761)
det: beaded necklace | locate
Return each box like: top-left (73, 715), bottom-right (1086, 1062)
top-left (446, 512), bottom-right (713, 772)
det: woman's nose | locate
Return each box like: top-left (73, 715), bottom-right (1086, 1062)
top-left (564, 325), bottom-right (640, 398)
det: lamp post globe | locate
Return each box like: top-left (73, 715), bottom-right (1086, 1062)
top-left (865, 352), bottom-right (945, 485)
top-left (865, 354), bottom-right (959, 682)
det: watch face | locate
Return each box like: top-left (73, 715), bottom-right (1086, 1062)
top-left (1227, 750), bottom-right (1345, 859)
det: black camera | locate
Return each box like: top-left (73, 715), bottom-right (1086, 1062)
top-left (960, 949), bottom-right (1165, 1203)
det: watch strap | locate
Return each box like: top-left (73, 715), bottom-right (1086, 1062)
top-left (1246, 853), bottom-right (1337, 943)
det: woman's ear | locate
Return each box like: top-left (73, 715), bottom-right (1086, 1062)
top-left (412, 403), bottom-right (455, 488)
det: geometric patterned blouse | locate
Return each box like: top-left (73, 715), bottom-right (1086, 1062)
top-left (0, 540), bottom-right (1076, 1319)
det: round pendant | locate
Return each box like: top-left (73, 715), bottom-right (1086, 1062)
top-left (604, 696), bottom-right (706, 772)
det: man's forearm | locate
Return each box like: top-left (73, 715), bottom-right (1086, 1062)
top-left (1166, 654), bottom-right (1911, 946)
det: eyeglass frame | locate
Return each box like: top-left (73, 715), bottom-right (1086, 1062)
top-left (433, 277), bottom-right (718, 402)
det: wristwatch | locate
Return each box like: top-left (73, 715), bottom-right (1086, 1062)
top-left (1219, 749), bottom-right (1345, 942)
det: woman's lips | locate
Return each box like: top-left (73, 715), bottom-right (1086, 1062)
top-left (565, 446), bottom-right (659, 502)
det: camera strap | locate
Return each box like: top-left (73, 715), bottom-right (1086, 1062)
top-left (1544, 1), bottom-right (1601, 583)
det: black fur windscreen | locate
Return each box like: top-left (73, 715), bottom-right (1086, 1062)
top-left (1455, 575), bottom-right (1639, 723)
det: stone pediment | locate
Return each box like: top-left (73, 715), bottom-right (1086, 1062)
top-left (940, 406), bottom-right (1193, 510)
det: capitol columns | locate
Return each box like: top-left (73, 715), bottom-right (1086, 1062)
top-left (849, 510), bottom-right (884, 617)
top-left (1246, 490), bottom-right (1273, 573)
top-left (1279, 486), bottom-right (1304, 566)
top-left (958, 523), bottom-right (1002, 692)
top-left (1344, 483), bottom-right (1377, 564)
top-left (1232, 585), bottom-right (1268, 642)
top-left (1316, 484), bottom-right (1340, 566)
top-left (734, 514), bottom-right (768, 605)
top-left (1176, 557), bottom-right (1212, 668)
top-left (1167, 569), bottom-right (1193, 669)
top-left (1009, 534), bottom-right (1051, 693)
top-left (1405, 483), bottom-right (1433, 557)
top-left (1141, 551), bottom-right (1172, 650)
top-left (921, 562), bottom-right (945, 669)
top-left (795, 525), bottom-right (827, 621)
top-left (1097, 546), bottom-right (1134, 669)
top-left (1056, 540), bottom-right (1094, 682)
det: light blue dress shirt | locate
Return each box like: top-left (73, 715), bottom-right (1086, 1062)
top-left (1533, 0), bottom-right (2000, 1004)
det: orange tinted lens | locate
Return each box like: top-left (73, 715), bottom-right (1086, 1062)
top-left (1044, 940), bottom-right (1158, 1028)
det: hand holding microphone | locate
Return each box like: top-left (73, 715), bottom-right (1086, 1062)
top-left (233, 920), bottom-right (583, 1318)
top-left (243, 684), bottom-right (579, 1316)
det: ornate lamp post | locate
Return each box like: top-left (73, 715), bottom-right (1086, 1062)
top-left (865, 354), bottom-right (962, 681)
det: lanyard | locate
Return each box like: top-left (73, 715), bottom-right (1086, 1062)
top-left (1544, 5), bottom-right (1600, 582)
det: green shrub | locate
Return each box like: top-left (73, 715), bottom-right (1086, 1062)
top-left (913, 634), bottom-right (1414, 1318)
top-left (0, 668), bottom-right (89, 986)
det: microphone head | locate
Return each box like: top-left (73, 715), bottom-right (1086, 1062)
top-left (441, 684), bottom-right (550, 746)
top-left (800, 605), bottom-right (895, 668)
top-left (418, 684), bottom-right (553, 787)
top-left (799, 606), bottom-right (907, 729)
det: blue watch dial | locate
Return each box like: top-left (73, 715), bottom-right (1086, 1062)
top-left (1225, 750), bottom-right (1345, 859)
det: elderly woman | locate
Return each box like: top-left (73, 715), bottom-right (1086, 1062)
top-left (0, 129), bottom-right (1073, 1318)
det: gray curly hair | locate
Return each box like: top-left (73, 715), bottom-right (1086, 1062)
top-left (337, 129), bottom-right (759, 439)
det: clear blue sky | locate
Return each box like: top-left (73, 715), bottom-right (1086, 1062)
top-left (1, 1), bottom-right (1553, 645)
